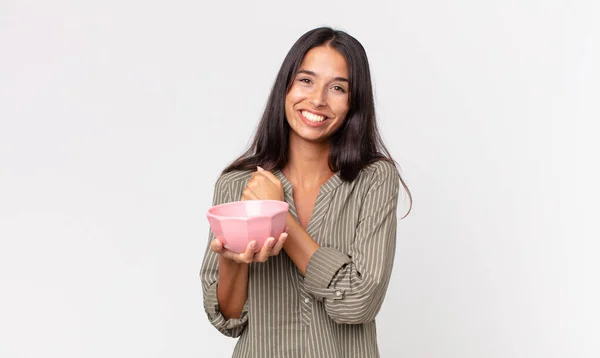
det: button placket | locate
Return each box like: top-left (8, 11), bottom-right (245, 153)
top-left (298, 281), bottom-right (311, 327)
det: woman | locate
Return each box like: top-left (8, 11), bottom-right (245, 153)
top-left (200, 27), bottom-right (412, 358)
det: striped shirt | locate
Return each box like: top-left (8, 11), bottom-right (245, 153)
top-left (200, 160), bottom-right (400, 357)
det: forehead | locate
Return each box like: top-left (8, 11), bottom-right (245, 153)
top-left (299, 46), bottom-right (348, 78)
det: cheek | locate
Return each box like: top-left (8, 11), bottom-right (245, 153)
top-left (287, 86), bottom-right (305, 103)
top-left (332, 99), bottom-right (350, 119)
top-left (285, 89), bottom-right (301, 111)
top-left (284, 96), bottom-right (293, 114)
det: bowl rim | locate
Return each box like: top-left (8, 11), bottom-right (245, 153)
top-left (206, 200), bottom-right (290, 221)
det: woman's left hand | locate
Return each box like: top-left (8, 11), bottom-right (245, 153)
top-left (242, 166), bottom-right (284, 201)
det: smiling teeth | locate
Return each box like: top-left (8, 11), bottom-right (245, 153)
top-left (301, 110), bottom-right (326, 122)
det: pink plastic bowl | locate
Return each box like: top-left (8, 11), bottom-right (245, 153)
top-left (206, 200), bottom-right (289, 254)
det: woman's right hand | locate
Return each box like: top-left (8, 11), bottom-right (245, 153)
top-left (210, 232), bottom-right (288, 264)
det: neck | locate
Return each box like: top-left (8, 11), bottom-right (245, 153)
top-left (283, 134), bottom-right (334, 190)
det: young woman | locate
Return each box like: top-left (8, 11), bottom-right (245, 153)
top-left (200, 27), bottom-right (412, 358)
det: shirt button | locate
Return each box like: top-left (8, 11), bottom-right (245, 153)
top-left (335, 291), bottom-right (342, 297)
top-left (304, 298), bottom-right (310, 303)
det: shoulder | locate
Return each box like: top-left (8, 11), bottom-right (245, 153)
top-left (348, 160), bottom-right (401, 199)
top-left (360, 160), bottom-right (400, 186)
top-left (214, 170), bottom-right (254, 190)
top-left (211, 170), bottom-right (253, 204)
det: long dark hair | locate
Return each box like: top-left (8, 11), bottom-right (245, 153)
top-left (223, 27), bottom-right (412, 216)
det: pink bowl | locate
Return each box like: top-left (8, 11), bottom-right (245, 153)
top-left (206, 200), bottom-right (289, 254)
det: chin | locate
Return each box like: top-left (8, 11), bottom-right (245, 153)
top-left (291, 130), bottom-right (330, 144)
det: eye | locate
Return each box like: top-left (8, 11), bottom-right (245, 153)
top-left (332, 85), bottom-right (347, 93)
top-left (298, 78), bottom-right (312, 84)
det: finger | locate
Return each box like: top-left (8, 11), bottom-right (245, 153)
top-left (270, 232), bottom-right (288, 256)
top-left (239, 241), bottom-right (257, 263)
top-left (220, 246), bottom-right (254, 264)
top-left (242, 186), bottom-right (259, 201)
top-left (250, 171), bottom-right (261, 178)
top-left (219, 250), bottom-right (241, 262)
top-left (210, 238), bottom-right (225, 253)
top-left (246, 179), bottom-right (259, 189)
top-left (256, 237), bottom-right (276, 262)
top-left (256, 166), bottom-right (281, 186)
top-left (247, 187), bottom-right (259, 199)
top-left (248, 171), bottom-right (269, 187)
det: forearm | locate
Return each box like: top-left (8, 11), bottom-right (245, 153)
top-left (283, 213), bottom-right (320, 276)
top-left (306, 249), bottom-right (392, 324)
top-left (302, 192), bottom-right (398, 324)
top-left (216, 257), bottom-right (249, 319)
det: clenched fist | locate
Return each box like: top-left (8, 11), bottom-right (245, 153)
top-left (241, 166), bottom-right (284, 202)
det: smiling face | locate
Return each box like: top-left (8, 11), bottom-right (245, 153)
top-left (285, 45), bottom-right (350, 144)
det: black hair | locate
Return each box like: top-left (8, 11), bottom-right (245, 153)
top-left (224, 27), bottom-right (412, 216)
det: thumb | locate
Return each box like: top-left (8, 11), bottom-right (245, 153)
top-left (257, 166), bottom-right (280, 186)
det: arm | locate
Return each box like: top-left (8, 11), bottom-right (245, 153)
top-left (199, 175), bottom-right (249, 337)
top-left (216, 257), bottom-right (249, 320)
top-left (287, 162), bottom-right (400, 324)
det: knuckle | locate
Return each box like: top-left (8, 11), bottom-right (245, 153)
top-left (212, 247), bottom-right (223, 254)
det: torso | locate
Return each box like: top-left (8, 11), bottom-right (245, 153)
top-left (202, 161), bottom-right (399, 358)
top-left (292, 187), bottom-right (319, 230)
top-left (283, 167), bottom-right (335, 230)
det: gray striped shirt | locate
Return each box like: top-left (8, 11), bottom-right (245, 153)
top-left (200, 160), bottom-right (400, 357)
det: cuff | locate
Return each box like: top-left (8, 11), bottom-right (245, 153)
top-left (305, 247), bottom-right (351, 300)
top-left (204, 282), bottom-right (248, 337)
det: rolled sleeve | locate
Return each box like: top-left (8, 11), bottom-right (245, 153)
top-left (305, 247), bottom-right (351, 300)
top-left (203, 280), bottom-right (249, 337)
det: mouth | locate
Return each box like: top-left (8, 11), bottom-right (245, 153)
top-left (298, 110), bottom-right (329, 126)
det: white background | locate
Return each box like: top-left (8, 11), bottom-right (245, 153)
top-left (1, 0), bottom-right (598, 357)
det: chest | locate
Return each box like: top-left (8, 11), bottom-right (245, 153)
top-left (284, 184), bottom-right (365, 253)
top-left (292, 188), bottom-right (319, 230)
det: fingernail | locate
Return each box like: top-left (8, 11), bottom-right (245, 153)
top-left (257, 166), bottom-right (264, 172)
top-left (267, 238), bottom-right (275, 248)
top-left (250, 241), bottom-right (257, 249)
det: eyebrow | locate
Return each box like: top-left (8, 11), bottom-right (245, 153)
top-left (297, 69), bottom-right (349, 83)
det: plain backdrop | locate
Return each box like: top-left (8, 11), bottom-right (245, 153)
top-left (1, 0), bottom-right (598, 357)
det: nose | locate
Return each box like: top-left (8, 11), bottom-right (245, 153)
top-left (309, 86), bottom-right (327, 108)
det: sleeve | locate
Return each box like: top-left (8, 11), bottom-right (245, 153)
top-left (199, 174), bottom-right (249, 337)
top-left (304, 162), bottom-right (400, 324)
